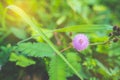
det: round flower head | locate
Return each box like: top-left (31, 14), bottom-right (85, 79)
top-left (72, 34), bottom-right (89, 51)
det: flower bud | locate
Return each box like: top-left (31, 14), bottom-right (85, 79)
top-left (108, 32), bottom-right (113, 36)
top-left (113, 38), bottom-right (119, 42)
top-left (113, 26), bottom-right (118, 31)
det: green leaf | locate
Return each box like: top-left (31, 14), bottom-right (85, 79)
top-left (9, 53), bottom-right (18, 62)
top-left (108, 42), bottom-right (120, 56)
top-left (96, 42), bottom-right (120, 56)
top-left (10, 27), bottom-right (27, 39)
top-left (66, 52), bottom-right (86, 78)
top-left (49, 55), bottom-right (66, 80)
top-left (16, 42), bottom-right (55, 57)
top-left (9, 53), bottom-right (35, 67)
top-left (54, 25), bottom-right (112, 32)
top-left (83, 58), bottom-right (97, 70)
top-left (0, 45), bottom-right (12, 65)
top-left (67, 0), bottom-right (82, 13)
top-left (56, 16), bottom-right (66, 25)
top-left (16, 55), bottom-right (35, 67)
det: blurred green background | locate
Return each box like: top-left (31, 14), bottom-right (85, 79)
top-left (0, 0), bottom-right (120, 80)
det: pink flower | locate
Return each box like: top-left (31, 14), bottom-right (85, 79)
top-left (72, 34), bottom-right (89, 51)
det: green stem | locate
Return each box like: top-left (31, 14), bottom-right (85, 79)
top-left (17, 69), bottom-right (25, 80)
top-left (90, 36), bottom-right (114, 46)
top-left (7, 5), bottom-right (83, 80)
top-left (17, 34), bottom-right (40, 45)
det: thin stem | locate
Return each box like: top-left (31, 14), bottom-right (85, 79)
top-left (54, 32), bottom-right (61, 45)
top-left (17, 34), bottom-right (40, 45)
top-left (17, 69), bottom-right (25, 80)
top-left (89, 40), bottom-right (109, 45)
top-left (17, 30), bottom-right (54, 45)
top-left (89, 36), bottom-right (113, 46)
top-left (60, 45), bottom-right (72, 52)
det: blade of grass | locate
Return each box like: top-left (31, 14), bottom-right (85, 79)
top-left (96, 60), bottom-right (111, 76)
top-left (54, 25), bottom-right (112, 32)
top-left (7, 5), bottom-right (83, 80)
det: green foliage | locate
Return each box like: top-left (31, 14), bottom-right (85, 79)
top-left (15, 42), bottom-right (55, 57)
top-left (108, 42), bottom-right (120, 56)
top-left (31, 29), bottom-right (53, 42)
top-left (66, 52), bottom-right (82, 76)
top-left (10, 27), bottom-right (27, 39)
top-left (0, 44), bottom-right (12, 65)
top-left (7, 5), bottom-right (83, 80)
top-left (83, 58), bottom-right (96, 70)
top-left (49, 55), bottom-right (66, 80)
top-left (9, 53), bottom-right (35, 67)
top-left (100, 0), bottom-right (120, 20)
top-left (96, 60), bottom-right (111, 76)
top-left (67, 0), bottom-right (82, 13)
top-left (96, 42), bottom-right (120, 56)
top-left (95, 60), bottom-right (120, 79)
top-left (0, 0), bottom-right (120, 80)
